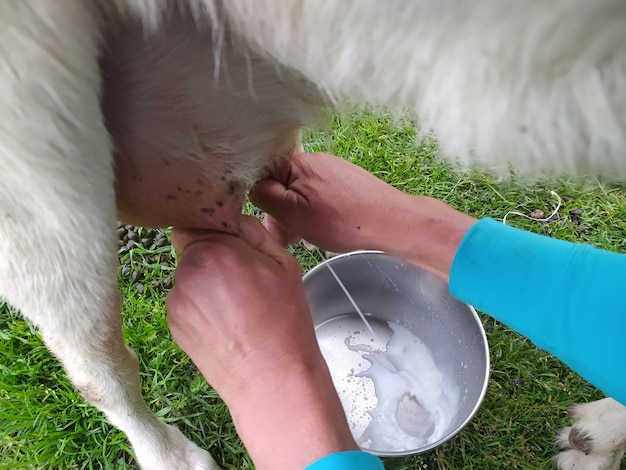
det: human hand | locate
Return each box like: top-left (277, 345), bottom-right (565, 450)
top-left (167, 215), bottom-right (315, 395)
top-left (252, 152), bottom-right (477, 281)
top-left (250, 152), bottom-right (413, 253)
top-left (166, 216), bottom-right (357, 469)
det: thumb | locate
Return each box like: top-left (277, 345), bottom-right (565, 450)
top-left (239, 215), bottom-right (293, 265)
top-left (264, 213), bottom-right (301, 247)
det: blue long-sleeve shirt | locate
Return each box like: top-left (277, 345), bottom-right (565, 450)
top-left (306, 450), bottom-right (384, 469)
top-left (450, 218), bottom-right (625, 405)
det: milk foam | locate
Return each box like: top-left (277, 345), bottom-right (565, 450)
top-left (318, 320), bottom-right (460, 452)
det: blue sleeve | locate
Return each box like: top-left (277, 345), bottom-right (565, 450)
top-left (449, 218), bottom-right (626, 405)
top-left (305, 451), bottom-right (384, 469)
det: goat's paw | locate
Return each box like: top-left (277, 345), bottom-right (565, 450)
top-left (554, 398), bottom-right (626, 470)
top-left (134, 423), bottom-right (220, 470)
top-left (554, 447), bottom-right (621, 470)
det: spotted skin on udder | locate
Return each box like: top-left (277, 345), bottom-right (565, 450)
top-left (114, 152), bottom-right (247, 233)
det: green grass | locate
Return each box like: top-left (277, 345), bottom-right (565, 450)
top-left (1, 111), bottom-right (625, 469)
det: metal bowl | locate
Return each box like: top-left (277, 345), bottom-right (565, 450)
top-left (303, 250), bottom-right (489, 456)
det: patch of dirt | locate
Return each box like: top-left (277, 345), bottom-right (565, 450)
top-left (117, 223), bottom-right (174, 292)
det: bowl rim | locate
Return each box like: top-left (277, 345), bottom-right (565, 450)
top-left (303, 249), bottom-right (491, 456)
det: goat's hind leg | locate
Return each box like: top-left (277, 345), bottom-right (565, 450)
top-left (3, 242), bottom-right (216, 470)
top-left (0, 3), bottom-right (216, 469)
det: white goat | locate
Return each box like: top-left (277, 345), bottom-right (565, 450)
top-left (0, 1), bottom-right (624, 469)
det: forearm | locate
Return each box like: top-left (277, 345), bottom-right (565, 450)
top-left (226, 352), bottom-right (358, 470)
top-left (370, 194), bottom-right (476, 282)
top-left (374, 199), bottom-right (626, 402)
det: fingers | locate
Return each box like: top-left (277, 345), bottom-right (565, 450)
top-left (250, 177), bottom-right (307, 248)
top-left (249, 175), bottom-right (294, 216)
top-left (263, 213), bottom-right (301, 247)
top-left (171, 216), bottom-right (296, 275)
top-left (239, 215), bottom-right (298, 268)
top-left (171, 227), bottom-right (227, 256)
top-left (171, 224), bottom-right (261, 282)
top-left (249, 152), bottom-right (311, 214)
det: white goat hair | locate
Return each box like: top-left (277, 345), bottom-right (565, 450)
top-left (556, 398), bottom-right (626, 470)
top-left (217, 0), bottom-right (626, 177)
top-left (0, 1), bottom-right (625, 469)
